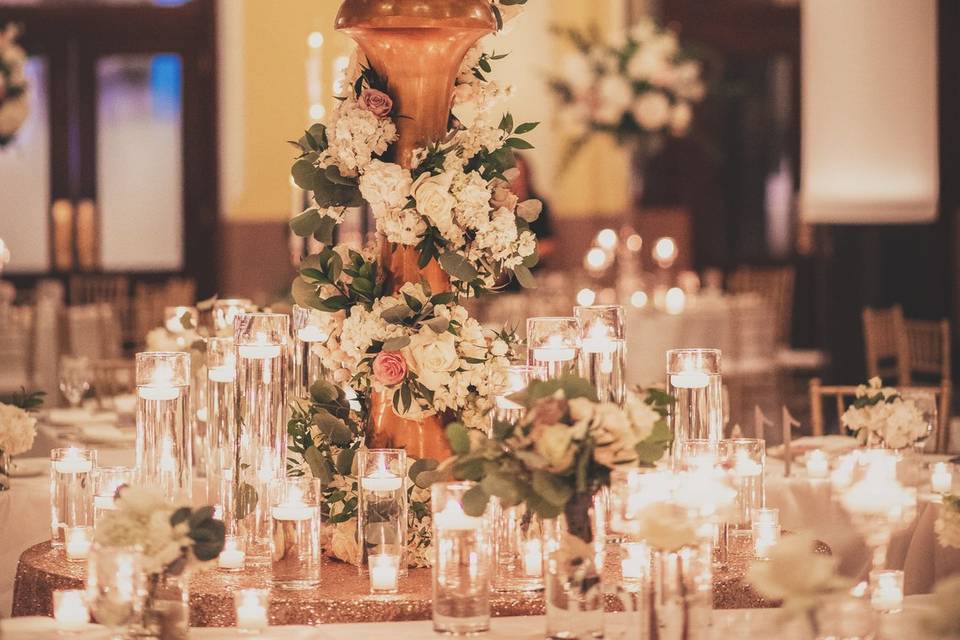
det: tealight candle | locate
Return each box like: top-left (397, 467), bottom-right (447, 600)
top-left (297, 325), bottom-right (327, 343)
top-left (435, 500), bottom-right (481, 531)
top-left (670, 371), bottom-right (710, 389)
top-left (522, 539), bottom-right (543, 578)
top-left (53, 448), bottom-right (93, 474)
top-left (219, 535), bottom-right (246, 571)
top-left (271, 486), bottom-right (313, 521)
top-left (65, 527), bottom-right (92, 562)
top-left (53, 590), bottom-right (89, 630)
top-left (238, 332), bottom-right (282, 359)
top-left (806, 449), bottom-right (829, 479)
top-left (532, 342), bottom-right (577, 363)
top-left (870, 570), bottom-right (904, 612)
top-left (369, 553), bottom-right (401, 594)
top-left (234, 589), bottom-right (269, 630)
top-left (620, 542), bottom-right (648, 581)
top-left (931, 462), bottom-right (953, 493)
top-left (208, 364), bottom-right (236, 383)
top-left (752, 521), bottom-right (780, 558)
top-left (363, 468), bottom-right (403, 493)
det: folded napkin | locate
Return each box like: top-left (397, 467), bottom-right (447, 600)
top-left (767, 435), bottom-right (859, 460)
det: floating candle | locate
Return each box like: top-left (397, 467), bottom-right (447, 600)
top-left (271, 486), bottom-right (313, 521)
top-left (931, 462), bottom-right (953, 494)
top-left (65, 527), bottom-right (92, 562)
top-left (208, 365), bottom-right (236, 383)
top-left (435, 500), bottom-right (481, 531)
top-left (297, 326), bottom-right (328, 343)
top-left (238, 332), bottom-right (281, 359)
top-left (522, 539), bottom-right (543, 578)
top-left (53, 448), bottom-right (93, 474)
top-left (669, 371), bottom-right (709, 389)
top-left (363, 467), bottom-right (403, 492)
top-left (218, 535), bottom-right (246, 571)
top-left (369, 553), bottom-right (400, 593)
top-left (234, 589), bottom-right (268, 630)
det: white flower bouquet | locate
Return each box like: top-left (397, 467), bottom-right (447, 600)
top-left (0, 401), bottom-right (37, 458)
top-left (549, 18), bottom-right (705, 166)
top-left (0, 23), bottom-right (29, 148)
top-left (841, 377), bottom-right (930, 450)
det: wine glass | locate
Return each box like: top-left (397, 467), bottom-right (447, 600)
top-left (59, 356), bottom-right (91, 408)
top-left (86, 544), bottom-right (143, 639)
top-left (901, 389), bottom-right (937, 455)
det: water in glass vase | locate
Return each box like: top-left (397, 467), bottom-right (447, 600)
top-left (579, 339), bottom-right (626, 406)
top-left (667, 372), bottom-right (723, 466)
top-left (433, 526), bottom-right (491, 634)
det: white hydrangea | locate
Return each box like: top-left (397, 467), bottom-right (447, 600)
top-left (0, 403), bottom-right (36, 456)
top-left (358, 160), bottom-right (412, 210)
top-left (324, 98), bottom-right (397, 173)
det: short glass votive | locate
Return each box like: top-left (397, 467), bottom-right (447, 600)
top-left (931, 462), bottom-right (954, 494)
top-left (219, 534), bottom-right (246, 572)
top-left (675, 439), bottom-right (719, 472)
top-left (720, 439), bottom-right (766, 547)
top-left (492, 364), bottom-right (546, 432)
top-left (65, 526), bottom-right (93, 562)
top-left (666, 348), bottom-right (723, 467)
top-left (491, 499), bottom-right (544, 592)
top-left (292, 304), bottom-right (328, 400)
top-left (53, 589), bottom-right (90, 631)
top-left (93, 466), bottom-right (133, 523)
top-left (136, 351), bottom-right (192, 502)
top-left (270, 477), bottom-right (322, 589)
top-left (234, 588), bottom-right (269, 631)
top-left (752, 521), bottom-right (780, 559)
top-left (869, 570), bottom-right (904, 613)
top-left (526, 317), bottom-right (581, 379)
top-left (432, 481), bottom-right (492, 635)
top-left (358, 449), bottom-right (407, 570)
top-left (369, 553), bottom-right (401, 595)
top-left (86, 544), bottom-right (141, 634)
top-left (50, 447), bottom-right (97, 547)
top-left (574, 304), bottom-right (626, 405)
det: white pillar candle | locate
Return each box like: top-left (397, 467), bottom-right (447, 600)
top-left (522, 539), bottom-right (543, 578)
top-left (208, 365), bottom-right (236, 383)
top-left (65, 527), bottom-right (92, 562)
top-left (234, 589), bottom-right (269, 630)
top-left (669, 371), bottom-right (709, 389)
top-left (931, 462), bottom-right (953, 494)
top-left (531, 345), bottom-right (577, 362)
top-left (369, 554), bottom-right (401, 593)
top-left (53, 590), bottom-right (89, 630)
top-left (806, 449), bottom-right (829, 479)
top-left (218, 535), bottom-right (246, 571)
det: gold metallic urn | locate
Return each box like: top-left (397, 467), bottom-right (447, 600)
top-left (336, 0), bottom-right (496, 460)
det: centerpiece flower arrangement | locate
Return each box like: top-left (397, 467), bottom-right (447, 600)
top-left (95, 486), bottom-right (225, 639)
top-left (936, 493), bottom-right (960, 550)
top-left (0, 23), bottom-right (29, 148)
top-left (0, 387), bottom-right (42, 491)
top-left (840, 377), bottom-right (929, 450)
top-left (285, 0), bottom-right (536, 565)
top-left (548, 18), bottom-right (705, 174)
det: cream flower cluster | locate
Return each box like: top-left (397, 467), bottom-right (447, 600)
top-left (94, 486), bottom-right (193, 575)
top-left (0, 402), bottom-right (36, 456)
top-left (747, 533), bottom-right (850, 615)
top-left (936, 495), bottom-right (960, 550)
top-left (841, 377), bottom-right (929, 450)
top-left (0, 24), bottom-right (29, 143)
top-left (322, 97), bottom-right (398, 175)
top-left (553, 18), bottom-right (704, 140)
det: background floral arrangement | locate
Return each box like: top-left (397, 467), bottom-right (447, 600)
top-left (444, 375), bottom-right (674, 544)
top-left (549, 18), bottom-right (705, 167)
top-left (840, 377), bottom-right (929, 450)
top-left (936, 494), bottom-right (960, 550)
top-left (0, 23), bottom-right (29, 148)
top-left (0, 387), bottom-right (42, 460)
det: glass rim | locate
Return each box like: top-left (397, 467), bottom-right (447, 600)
top-left (526, 316), bottom-right (579, 322)
top-left (135, 350), bottom-right (191, 360)
top-left (666, 347), bottom-right (722, 356)
top-left (51, 446), bottom-right (97, 457)
top-left (574, 304), bottom-right (624, 312)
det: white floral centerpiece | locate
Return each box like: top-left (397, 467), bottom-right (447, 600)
top-left (549, 18), bottom-right (705, 171)
top-left (0, 23), bottom-right (29, 148)
top-left (841, 377), bottom-right (930, 450)
top-left (0, 388), bottom-right (42, 490)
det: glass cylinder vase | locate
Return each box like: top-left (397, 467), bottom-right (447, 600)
top-left (270, 477), bottom-right (322, 589)
top-left (292, 304), bottom-right (328, 401)
top-left (93, 465), bottom-right (133, 525)
top-left (205, 337), bottom-right (236, 505)
top-left (235, 313), bottom-right (289, 564)
top-left (719, 438), bottom-right (766, 559)
top-left (492, 365), bottom-right (546, 433)
top-left (86, 543), bottom-right (143, 636)
top-left (358, 449), bottom-right (407, 571)
top-left (543, 508), bottom-right (605, 640)
top-left (135, 351), bottom-right (192, 502)
top-left (574, 304), bottom-right (626, 406)
top-left (647, 545), bottom-right (713, 640)
top-left (666, 349), bottom-right (723, 468)
top-left (50, 447), bottom-right (97, 547)
top-left (432, 481), bottom-right (492, 635)
top-left (492, 500), bottom-right (544, 592)
top-left (139, 571), bottom-right (189, 640)
top-left (527, 317), bottom-right (581, 380)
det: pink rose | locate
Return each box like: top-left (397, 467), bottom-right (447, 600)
top-left (373, 351), bottom-right (407, 386)
top-left (359, 89), bottom-right (393, 118)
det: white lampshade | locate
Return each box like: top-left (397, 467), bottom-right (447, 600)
top-left (800, 0), bottom-right (938, 224)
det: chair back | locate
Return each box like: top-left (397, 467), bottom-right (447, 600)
top-left (69, 274), bottom-right (133, 346)
top-left (862, 305), bottom-right (908, 384)
top-left (904, 318), bottom-right (951, 383)
top-left (809, 377), bottom-right (951, 453)
top-left (90, 358), bottom-right (135, 406)
top-left (728, 265), bottom-right (795, 347)
top-left (66, 304), bottom-right (123, 360)
top-left (133, 278), bottom-right (197, 346)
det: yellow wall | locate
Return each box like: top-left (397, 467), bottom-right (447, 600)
top-left (219, 0), bottom-right (630, 222)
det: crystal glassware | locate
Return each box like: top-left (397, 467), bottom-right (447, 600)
top-left (59, 356), bottom-right (91, 408)
top-left (270, 477), bottom-right (322, 589)
top-left (358, 449), bottom-right (407, 571)
top-left (93, 465), bottom-right (133, 524)
top-left (50, 447), bottom-right (97, 547)
top-left (526, 317), bottom-right (581, 380)
top-left (574, 304), bottom-right (626, 405)
top-left (667, 349), bottom-right (723, 467)
top-left (431, 481), bottom-right (492, 635)
top-left (135, 351), bottom-right (192, 502)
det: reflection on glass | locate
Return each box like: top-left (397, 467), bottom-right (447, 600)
top-left (97, 53), bottom-right (183, 270)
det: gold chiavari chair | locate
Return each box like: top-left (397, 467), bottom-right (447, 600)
top-left (903, 318), bottom-right (951, 384)
top-left (862, 305), bottom-right (907, 384)
top-left (133, 278), bottom-right (197, 346)
top-left (69, 274), bottom-right (133, 346)
top-left (809, 377), bottom-right (950, 452)
top-left (728, 265), bottom-right (796, 347)
top-left (90, 358), bottom-right (135, 408)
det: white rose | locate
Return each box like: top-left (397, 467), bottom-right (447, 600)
top-left (632, 91), bottom-right (671, 131)
top-left (567, 397), bottom-right (595, 423)
top-left (631, 502), bottom-right (701, 551)
top-left (625, 394), bottom-right (661, 442)
top-left (403, 327), bottom-right (460, 391)
top-left (534, 424), bottom-right (576, 473)
top-left (626, 49), bottom-right (665, 81)
top-left (490, 339), bottom-right (508, 357)
top-left (594, 75), bottom-right (633, 125)
top-left (359, 160), bottom-right (412, 210)
top-left (411, 171), bottom-right (456, 234)
top-left (0, 403), bottom-right (36, 456)
top-left (670, 101), bottom-right (693, 136)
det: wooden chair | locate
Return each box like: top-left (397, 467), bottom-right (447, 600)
top-left (903, 318), bottom-right (951, 384)
top-left (69, 274), bottom-right (133, 346)
top-left (728, 265), bottom-right (795, 347)
top-left (90, 358), bottom-right (135, 407)
top-left (862, 305), bottom-right (908, 384)
top-left (809, 377), bottom-right (951, 452)
top-left (133, 278), bottom-right (196, 346)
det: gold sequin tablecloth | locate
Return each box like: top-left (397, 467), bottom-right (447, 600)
top-left (12, 542), bottom-right (791, 625)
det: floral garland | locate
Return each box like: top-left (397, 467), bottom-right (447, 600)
top-left (840, 377), bottom-right (929, 450)
top-left (549, 18), bottom-right (705, 167)
top-left (0, 24), bottom-right (29, 148)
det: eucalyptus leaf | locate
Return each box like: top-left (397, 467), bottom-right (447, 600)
top-left (291, 158), bottom-right (318, 190)
top-left (409, 458), bottom-right (439, 482)
top-left (446, 422), bottom-right (471, 455)
top-left (438, 252), bottom-right (478, 282)
top-left (381, 304), bottom-right (413, 324)
top-left (513, 265), bottom-right (537, 289)
top-left (336, 448), bottom-right (356, 476)
top-left (289, 208), bottom-right (321, 237)
top-left (462, 484), bottom-right (490, 517)
top-left (291, 277), bottom-right (322, 310)
top-left (425, 317), bottom-right (450, 334)
top-left (382, 336), bottom-right (411, 351)
top-left (480, 473), bottom-right (523, 505)
top-left (532, 470), bottom-right (573, 507)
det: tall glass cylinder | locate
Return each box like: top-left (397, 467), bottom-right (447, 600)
top-left (93, 466), bottom-right (133, 525)
top-left (213, 298), bottom-right (253, 337)
top-left (358, 449), bottom-right (407, 570)
top-left (205, 337), bottom-right (236, 504)
top-left (135, 352), bottom-right (192, 502)
top-left (235, 313), bottom-right (289, 565)
top-left (492, 365), bottom-right (546, 431)
top-left (432, 481), bottom-right (492, 635)
top-left (270, 477), bottom-right (322, 589)
top-left (574, 305), bottom-right (626, 405)
top-left (666, 349), bottom-right (723, 468)
top-left (526, 317), bottom-right (581, 380)
top-left (50, 447), bottom-right (97, 547)
top-left (292, 305), bottom-right (328, 400)
top-left (720, 438), bottom-right (765, 557)
top-left (491, 500), bottom-right (543, 592)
